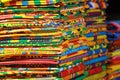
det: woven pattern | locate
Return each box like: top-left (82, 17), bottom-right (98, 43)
top-left (1, 0), bottom-right (60, 5)
top-left (0, 0), bottom-right (109, 80)
top-left (106, 21), bottom-right (120, 80)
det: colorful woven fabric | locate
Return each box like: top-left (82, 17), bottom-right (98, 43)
top-left (0, 0), bottom-right (109, 79)
top-left (1, 0), bottom-right (60, 6)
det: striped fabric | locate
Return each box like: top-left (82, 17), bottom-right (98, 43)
top-left (1, 0), bottom-right (60, 6)
top-left (0, 0), bottom-right (109, 80)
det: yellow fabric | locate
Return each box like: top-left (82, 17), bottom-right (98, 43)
top-left (1, 0), bottom-right (11, 3)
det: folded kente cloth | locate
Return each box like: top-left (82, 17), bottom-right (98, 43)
top-left (0, 0), bottom-right (109, 79)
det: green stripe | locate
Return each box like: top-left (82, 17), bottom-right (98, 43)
top-left (13, 16), bottom-right (23, 19)
top-left (34, 0), bottom-right (41, 6)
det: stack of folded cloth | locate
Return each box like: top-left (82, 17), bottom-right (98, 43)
top-left (105, 49), bottom-right (120, 80)
top-left (105, 21), bottom-right (120, 79)
top-left (107, 21), bottom-right (120, 51)
top-left (0, 0), bottom-right (88, 80)
top-left (70, 0), bottom-right (109, 80)
top-left (58, 0), bottom-right (109, 80)
top-left (0, 0), bottom-right (63, 79)
top-left (0, 0), bottom-right (109, 80)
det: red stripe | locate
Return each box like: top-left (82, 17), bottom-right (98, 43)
top-left (46, 0), bottom-right (50, 4)
top-left (88, 66), bottom-right (102, 75)
top-left (10, 1), bottom-right (16, 6)
top-left (0, 59), bottom-right (58, 65)
top-left (59, 64), bottom-right (86, 77)
top-left (28, 5), bottom-right (34, 8)
top-left (73, 41), bottom-right (79, 45)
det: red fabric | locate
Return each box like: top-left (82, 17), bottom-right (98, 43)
top-left (110, 56), bottom-right (120, 65)
top-left (88, 66), bottom-right (103, 75)
top-left (59, 64), bottom-right (86, 77)
top-left (10, 1), bottom-right (16, 6)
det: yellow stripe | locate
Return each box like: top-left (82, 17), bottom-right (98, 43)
top-left (87, 9), bottom-right (101, 13)
top-left (87, 37), bottom-right (94, 41)
top-left (60, 61), bottom-right (77, 66)
top-left (16, 1), bottom-right (22, 6)
top-left (97, 35), bottom-right (107, 39)
top-left (53, 0), bottom-right (57, 3)
top-left (40, 0), bottom-right (46, 4)
top-left (111, 50), bottom-right (120, 57)
top-left (60, 50), bottom-right (86, 60)
top-left (0, 32), bottom-right (62, 38)
top-left (28, 1), bottom-right (33, 5)
top-left (10, 40), bottom-right (19, 43)
top-left (108, 64), bottom-right (120, 73)
top-left (1, 0), bottom-right (11, 3)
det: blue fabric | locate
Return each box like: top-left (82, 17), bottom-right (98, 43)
top-left (115, 77), bottom-right (120, 80)
top-left (84, 56), bottom-right (108, 65)
top-left (22, 1), bottom-right (28, 6)
top-left (61, 46), bottom-right (88, 56)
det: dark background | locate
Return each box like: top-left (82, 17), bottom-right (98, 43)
top-left (106, 0), bottom-right (120, 20)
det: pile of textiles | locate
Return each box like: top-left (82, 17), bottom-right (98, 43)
top-left (104, 49), bottom-right (120, 80)
top-left (105, 21), bottom-right (120, 80)
top-left (0, 0), bottom-right (108, 80)
top-left (107, 21), bottom-right (120, 51)
top-left (0, 0), bottom-right (62, 79)
top-left (71, 0), bottom-right (109, 80)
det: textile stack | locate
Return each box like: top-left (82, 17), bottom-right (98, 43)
top-left (106, 50), bottom-right (120, 80)
top-left (0, 0), bottom-right (87, 80)
top-left (58, 0), bottom-right (109, 80)
top-left (107, 21), bottom-right (120, 51)
top-left (106, 21), bottom-right (120, 80)
top-left (58, 0), bottom-right (88, 80)
top-left (0, 0), bottom-right (108, 80)
top-left (74, 0), bottom-right (109, 80)
top-left (0, 0), bottom-right (62, 80)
